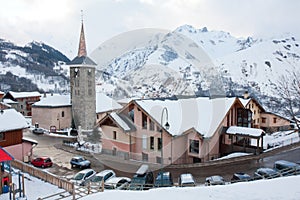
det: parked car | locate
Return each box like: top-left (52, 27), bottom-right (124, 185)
top-left (32, 128), bottom-right (46, 135)
top-left (178, 173), bottom-right (196, 187)
top-left (154, 171), bottom-right (173, 187)
top-left (274, 160), bottom-right (300, 176)
top-left (231, 172), bottom-right (251, 183)
top-left (129, 164), bottom-right (154, 190)
top-left (104, 177), bottom-right (131, 190)
top-left (254, 168), bottom-right (281, 180)
top-left (31, 157), bottom-right (53, 168)
top-left (70, 168), bottom-right (96, 186)
top-left (70, 156), bottom-right (91, 169)
top-left (205, 175), bottom-right (225, 186)
top-left (90, 170), bottom-right (116, 186)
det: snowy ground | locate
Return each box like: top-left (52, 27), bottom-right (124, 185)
top-left (1, 171), bottom-right (300, 200)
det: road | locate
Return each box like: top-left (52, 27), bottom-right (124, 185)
top-left (24, 129), bottom-right (300, 184)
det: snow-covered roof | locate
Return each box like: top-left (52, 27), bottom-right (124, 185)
top-left (0, 109), bottom-right (29, 132)
top-left (0, 102), bottom-right (11, 108)
top-left (9, 91), bottom-right (41, 99)
top-left (110, 112), bottom-right (131, 131)
top-left (0, 91), bottom-right (4, 95)
top-left (239, 98), bottom-right (251, 107)
top-left (3, 99), bottom-right (18, 104)
top-left (226, 126), bottom-right (264, 137)
top-left (96, 93), bottom-right (122, 113)
top-left (135, 97), bottom-right (237, 137)
top-left (33, 94), bottom-right (71, 107)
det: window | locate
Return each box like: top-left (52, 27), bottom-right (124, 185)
top-left (262, 117), bottom-right (266, 123)
top-left (87, 69), bottom-right (92, 76)
top-left (61, 111), bottom-right (65, 118)
top-left (253, 119), bottom-right (256, 124)
top-left (0, 133), bottom-right (5, 141)
top-left (88, 80), bottom-right (92, 87)
top-left (150, 136), bottom-right (154, 150)
top-left (254, 110), bottom-right (256, 115)
top-left (157, 138), bottom-right (162, 150)
top-left (273, 117), bottom-right (277, 123)
top-left (237, 108), bottom-right (252, 127)
top-left (142, 135), bottom-right (147, 149)
top-left (189, 139), bottom-right (199, 154)
top-left (142, 113), bottom-right (147, 129)
top-left (88, 89), bottom-right (92, 96)
top-left (149, 119), bottom-right (154, 131)
top-left (128, 106), bottom-right (134, 122)
top-left (113, 131), bottom-right (117, 140)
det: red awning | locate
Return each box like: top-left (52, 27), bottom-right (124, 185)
top-left (0, 147), bottom-right (14, 162)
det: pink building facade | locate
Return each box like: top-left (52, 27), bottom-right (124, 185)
top-left (99, 97), bottom-right (254, 165)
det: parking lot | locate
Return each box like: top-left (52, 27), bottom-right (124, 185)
top-left (24, 129), bottom-right (300, 185)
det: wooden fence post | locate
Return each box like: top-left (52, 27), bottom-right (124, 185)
top-left (101, 180), bottom-right (104, 192)
top-left (72, 182), bottom-right (75, 200)
top-left (22, 174), bottom-right (25, 197)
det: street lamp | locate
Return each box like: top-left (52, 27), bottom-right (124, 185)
top-left (160, 107), bottom-right (170, 186)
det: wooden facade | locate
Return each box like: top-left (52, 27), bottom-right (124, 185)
top-left (0, 130), bottom-right (23, 147)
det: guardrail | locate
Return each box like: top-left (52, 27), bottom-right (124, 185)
top-left (11, 160), bottom-right (74, 193)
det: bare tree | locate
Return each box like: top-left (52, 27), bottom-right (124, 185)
top-left (274, 71), bottom-right (300, 130)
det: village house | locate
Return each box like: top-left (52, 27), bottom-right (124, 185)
top-left (240, 95), bottom-right (292, 132)
top-left (31, 94), bottom-right (72, 131)
top-left (2, 91), bottom-right (41, 116)
top-left (0, 109), bottom-right (37, 162)
top-left (98, 96), bottom-right (267, 165)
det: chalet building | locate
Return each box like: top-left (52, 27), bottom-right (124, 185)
top-left (31, 94), bottom-right (72, 131)
top-left (0, 109), bottom-right (36, 161)
top-left (240, 96), bottom-right (292, 132)
top-left (2, 91), bottom-right (41, 116)
top-left (98, 96), bottom-right (266, 165)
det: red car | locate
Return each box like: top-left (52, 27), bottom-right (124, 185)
top-left (31, 157), bottom-right (53, 168)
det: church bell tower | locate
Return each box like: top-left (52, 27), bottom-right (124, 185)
top-left (69, 19), bottom-right (96, 131)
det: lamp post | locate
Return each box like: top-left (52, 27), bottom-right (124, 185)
top-left (160, 107), bottom-right (170, 186)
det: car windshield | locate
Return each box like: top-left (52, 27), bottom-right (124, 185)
top-left (44, 158), bottom-right (51, 163)
top-left (74, 173), bottom-right (85, 180)
top-left (91, 176), bottom-right (103, 182)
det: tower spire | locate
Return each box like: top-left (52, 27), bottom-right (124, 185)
top-left (77, 10), bottom-right (87, 57)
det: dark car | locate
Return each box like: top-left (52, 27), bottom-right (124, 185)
top-left (231, 172), bottom-right (251, 183)
top-left (32, 128), bottom-right (46, 134)
top-left (129, 164), bottom-right (154, 190)
top-left (274, 160), bottom-right (300, 176)
top-left (254, 168), bottom-right (281, 180)
top-left (154, 171), bottom-right (173, 187)
top-left (31, 157), bottom-right (53, 168)
top-left (205, 175), bottom-right (225, 186)
top-left (70, 156), bottom-right (91, 169)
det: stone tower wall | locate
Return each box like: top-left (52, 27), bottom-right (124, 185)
top-left (70, 65), bottom-right (96, 130)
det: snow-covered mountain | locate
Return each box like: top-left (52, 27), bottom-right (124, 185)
top-left (0, 39), bottom-right (70, 92)
top-left (91, 25), bottom-right (300, 104)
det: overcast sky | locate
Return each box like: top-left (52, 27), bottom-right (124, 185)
top-left (0, 0), bottom-right (299, 59)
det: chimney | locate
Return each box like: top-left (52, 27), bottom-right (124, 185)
top-left (243, 91), bottom-right (250, 99)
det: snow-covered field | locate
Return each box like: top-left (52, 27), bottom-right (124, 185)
top-left (1, 171), bottom-right (300, 200)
